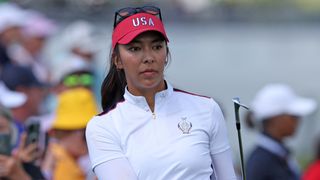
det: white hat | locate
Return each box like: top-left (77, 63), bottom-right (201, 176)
top-left (22, 10), bottom-right (57, 38)
top-left (0, 82), bottom-right (27, 108)
top-left (61, 20), bottom-right (98, 54)
top-left (0, 3), bottom-right (26, 33)
top-left (251, 84), bottom-right (317, 121)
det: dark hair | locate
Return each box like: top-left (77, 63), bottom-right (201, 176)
top-left (101, 37), bottom-right (170, 111)
top-left (101, 46), bottom-right (126, 111)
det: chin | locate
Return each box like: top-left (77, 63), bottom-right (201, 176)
top-left (143, 78), bottom-right (164, 88)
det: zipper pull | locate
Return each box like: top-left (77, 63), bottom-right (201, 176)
top-left (152, 112), bottom-right (156, 120)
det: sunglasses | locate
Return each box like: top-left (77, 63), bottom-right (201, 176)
top-left (62, 73), bottom-right (94, 88)
top-left (114, 6), bottom-right (162, 28)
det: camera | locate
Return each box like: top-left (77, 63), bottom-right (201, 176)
top-left (25, 121), bottom-right (40, 146)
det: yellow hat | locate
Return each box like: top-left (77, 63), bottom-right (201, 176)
top-left (52, 88), bottom-right (98, 130)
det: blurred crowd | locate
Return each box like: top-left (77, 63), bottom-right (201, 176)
top-left (0, 1), bottom-right (320, 180)
top-left (0, 2), bottom-right (100, 179)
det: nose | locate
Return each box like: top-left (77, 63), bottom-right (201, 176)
top-left (142, 58), bottom-right (154, 64)
top-left (142, 49), bottom-right (155, 64)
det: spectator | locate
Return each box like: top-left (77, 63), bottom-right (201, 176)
top-left (42, 88), bottom-right (98, 180)
top-left (51, 20), bottom-right (100, 101)
top-left (0, 104), bottom-right (44, 179)
top-left (8, 10), bottom-right (56, 83)
top-left (245, 83), bottom-right (317, 180)
top-left (1, 64), bottom-right (48, 149)
top-left (0, 2), bottom-right (25, 67)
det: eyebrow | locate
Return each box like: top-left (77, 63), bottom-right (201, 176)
top-left (129, 38), bottom-right (164, 44)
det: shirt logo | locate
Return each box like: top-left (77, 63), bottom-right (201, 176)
top-left (132, 17), bottom-right (155, 27)
top-left (178, 117), bottom-right (192, 134)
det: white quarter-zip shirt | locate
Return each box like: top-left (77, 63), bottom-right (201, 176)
top-left (86, 82), bottom-right (236, 180)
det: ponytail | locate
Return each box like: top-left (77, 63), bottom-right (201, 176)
top-left (101, 47), bottom-right (126, 111)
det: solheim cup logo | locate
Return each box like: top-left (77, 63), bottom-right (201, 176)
top-left (132, 17), bottom-right (155, 27)
top-left (178, 117), bottom-right (192, 134)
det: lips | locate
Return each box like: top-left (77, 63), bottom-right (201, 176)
top-left (140, 69), bottom-right (158, 76)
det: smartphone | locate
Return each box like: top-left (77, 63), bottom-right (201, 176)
top-left (0, 133), bottom-right (11, 155)
top-left (26, 121), bottom-right (40, 146)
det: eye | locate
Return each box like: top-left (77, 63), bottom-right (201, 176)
top-left (128, 46), bottom-right (140, 52)
top-left (153, 44), bottom-right (163, 50)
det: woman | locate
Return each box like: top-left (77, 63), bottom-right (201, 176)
top-left (245, 84), bottom-right (317, 180)
top-left (86, 6), bottom-right (236, 180)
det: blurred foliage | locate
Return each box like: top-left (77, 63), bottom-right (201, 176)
top-left (294, 0), bottom-right (320, 12)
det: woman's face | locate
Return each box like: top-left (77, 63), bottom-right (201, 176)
top-left (115, 31), bottom-right (167, 95)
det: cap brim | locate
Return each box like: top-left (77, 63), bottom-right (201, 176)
top-left (2, 93), bottom-right (27, 108)
top-left (117, 28), bottom-right (169, 45)
top-left (288, 98), bottom-right (317, 117)
top-left (0, 83), bottom-right (27, 108)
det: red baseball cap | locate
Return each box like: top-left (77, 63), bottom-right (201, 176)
top-left (112, 13), bottom-right (169, 49)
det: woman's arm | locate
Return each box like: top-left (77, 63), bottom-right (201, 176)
top-left (94, 158), bottom-right (138, 180)
top-left (86, 117), bottom-right (138, 179)
top-left (209, 101), bottom-right (237, 179)
top-left (211, 149), bottom-right (237, 180)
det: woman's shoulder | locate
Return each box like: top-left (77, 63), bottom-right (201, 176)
top-left (86, 99), bottom-right (128, 128)
top-left (86, 107), bottom-right (120, 131)
top-left (171, 88), bottom-right (219, 108)
top-left (173, 88), bottom-right (211, 99)
top-left (96, 99), bottom-right (126, 117)
top-left (172, 88), bottom-right (212, 102)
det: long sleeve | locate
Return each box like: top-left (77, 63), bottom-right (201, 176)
top-left (94, 158), bottom-right (138, 180)
top-left (211, 149), bottom-right (237, 180)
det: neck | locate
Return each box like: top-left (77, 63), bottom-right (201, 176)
top-left (144, 92), bottom-right (156, 112)
top-left (128, 80), bottom-right (166, 112)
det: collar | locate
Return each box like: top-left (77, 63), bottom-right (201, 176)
top-left (257, 133), bottom-right (290, 159)
top-left (123, 81), bottom-right (173, 111)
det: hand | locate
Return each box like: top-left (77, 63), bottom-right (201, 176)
top-left (41, 143), bottom-right (56, 179)
top-left (0, 154), bottom-right (31, 180)
top-left (13, 133), bottom-right (40, 163)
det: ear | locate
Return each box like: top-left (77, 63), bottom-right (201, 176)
top-left (113, 55), bottom-right (123, 69)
